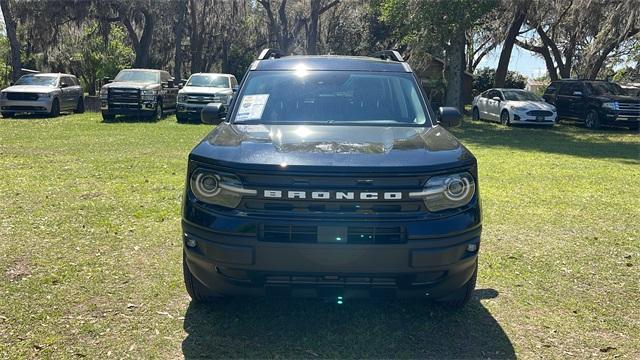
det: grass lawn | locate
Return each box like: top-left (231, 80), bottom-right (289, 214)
top-left (0, 113), bottom-right (638, 359)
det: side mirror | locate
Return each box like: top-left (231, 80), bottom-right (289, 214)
top-left (9, 82), bottom-right (14, 86)
top-left (59, 83), bottom-right (69, 88)
top-left (572, 91), bottom-right (583, 96)
top-left (492, 96), bottom-right (501, 102)
top-left (201, 102), bottom-right (226, 125)
top-left (102, 77), bottom-right (112, 84)
top-left (232, 85), bottom-right (239, 93)
top-left (168, 79), bottom-right (175, 88)
top-left (437, 107), bottom-right (462, 128)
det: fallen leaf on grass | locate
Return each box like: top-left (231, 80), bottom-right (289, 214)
top-left (600, 346), bottom-right (617, 353)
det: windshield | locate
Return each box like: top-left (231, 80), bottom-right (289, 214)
top-left (502, 90), bottom-right (543, 101)
top-left (232, 71), bottom-right (430, 126)
top-left (586, 82), bottom-right (625, 96)
top-left (187, 74), bottom-right (229, 88)
top-left (114, 70), bottom-right (159, 84)
top-left (15, 75), bottom-right (58, 86)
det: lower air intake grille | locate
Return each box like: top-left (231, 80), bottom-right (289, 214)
top-left (260, 225), bottom-right (405, 244)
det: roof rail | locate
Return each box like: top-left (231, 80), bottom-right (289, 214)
top-left (258, 48), bottom-right (285, 60)
top-left (373, 50), bottom-right (404, 62)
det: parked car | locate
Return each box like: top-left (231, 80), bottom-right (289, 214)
top-left (0, 73), bottom-right (84, 118)
top-left (99, 69), bottom-right (178, 121)
top-left (543, 79), bottom-right (640, 130)
top-left (176, 73), bottom-right (238, 123)
top-left (472, 88), bottom-right (557, 126)
top-left (182, 49), bottom-right (482, 309)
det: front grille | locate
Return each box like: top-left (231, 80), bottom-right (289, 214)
top-left (527, 110), bottom-right (553, 116)
top-left (618, 102), bottom-right (640, 113)
top-left (260, 225), bottom-right (406, 244)
top-left (7, 93), bottom-right (39, 101)
top-left (108, 88), bottom-right (140, 104)
top-left (186, 93), bottom-right (220, 104)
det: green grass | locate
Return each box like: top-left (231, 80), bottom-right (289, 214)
top-left (0, 113), bottom-right (638, 359)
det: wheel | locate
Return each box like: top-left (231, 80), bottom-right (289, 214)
top-left (437, 262), bottom-right (477, 309)
top-left (183, 252), bottom-right (224, 303)
top-left (75, 96), bottom-right (85, 114)
top-left (500, 110), bottom-right (511, 126)
top-left (49, 98), bottom-right (60, 117)
top-left (153, 100), bottom-right (163, 120)
top-left (628, 123), bottom-right (639, 132)
top-left (176, 113), bottom-right (187, 123)
top-left (101, 112), bottom-right (115, 121)
top-left (472, 107), bottom-right (480, 121)
top-left (2, 112), bottom-right (14, 118)
top-left (585, 110), bottom-right (601, 130)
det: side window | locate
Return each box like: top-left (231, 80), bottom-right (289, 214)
top-left (231, 76), bottom-right (238, 87)
top-left (558, 83), bottom-right (575, 96)
top-left (161, 72), bottom-right (170, 84)
top-left (487, 90), bottom-right (498, 99)
top-left (480, 91), bottom-right (488, 98)
top-left (60, 77), bottom-right (71, 87)
top-left (545, 82), bottom-right (557, 94)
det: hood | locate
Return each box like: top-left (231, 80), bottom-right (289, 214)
top-left (101, 82), bottom-right (159, 90)
top-left (179, 86), bottom-right (232, 95)
top-left (2, 85), bottom-right (58, 93)
top-left (189, 123), bottom-right (476, 172)
top-left (505, 100), bottom-right (555, 110)
top-left (592, 95), bottom-right (640, 103)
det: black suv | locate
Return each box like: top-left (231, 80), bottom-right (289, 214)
top-left (99, 69), bottom-right (178, 121)
top-left (182, 50), bottom-right (481, 308)
top-left (543, 79), bottom-right (640, 130)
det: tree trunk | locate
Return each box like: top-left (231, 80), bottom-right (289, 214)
top-left (0, 0), bottom-right (22, 82)
top-left (445, 30), bottom-right (466, 111)
top-left (307, 0), bottom-right (321, 55)
top-left (173, 0), bottom-right (187, 80)
top-left (494, 4), bottom-right (527, 87)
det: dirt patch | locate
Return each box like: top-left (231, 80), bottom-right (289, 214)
top-left (5, 258), bottom-right (31, 281)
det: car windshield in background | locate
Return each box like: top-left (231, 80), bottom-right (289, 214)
top-left (233, 71), bottom-right (429, 126)
top-left (114, 70), bottom-right (159, 84)
top-left (15, 75), bottom-right (58, 86)
top-left (586, 82), bottom-right (625, 96)
top-left (187, 75), bottom-right (229, 88)
top-left (502, 90), bottom-right (543, 101)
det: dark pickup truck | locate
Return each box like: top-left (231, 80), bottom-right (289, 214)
top-left (99, 69), bottom-right (178, 121)
top-left (543, 79), bottom-right (640, 130)
top-left (182, 50), bottom-right (482, 308)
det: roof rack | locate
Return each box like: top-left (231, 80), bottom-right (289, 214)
top-left (373, 50), bottom-right (404, 62)
top-left (258, 48), bottom-right (285, 60)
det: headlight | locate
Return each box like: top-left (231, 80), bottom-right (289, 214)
top-left (37, 93), bottom-right (51, 98)
top-left (602, 102), bottom-right (619, 110)
top-left (190, 169), bottom-right (256, 208)
top-left (512, 106), bottom-right (528, 112)
top-left (410, 172), bottom-right (476, 212)
top-left (177, 94), bottom-right (187, 102)
top-left (100, 88), bottom-right (108, 96)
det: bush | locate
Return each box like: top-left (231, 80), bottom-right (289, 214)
top-left (473, 67), bottom-right (526, 93)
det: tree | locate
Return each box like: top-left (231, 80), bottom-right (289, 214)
top-left (474, 67), bottom-right (526, 93)
top-left (0, 0), bottom-right (21, 82)
top-left (494, 0), bottom-right (530, 87)
top-left (173, 0), bottom-right (187, 80)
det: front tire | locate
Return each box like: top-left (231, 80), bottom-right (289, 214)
top-left (585, 110), bottom-right (601, 130)
top-left (183, 252), bottom-right (224, 303)
top-left (152, 100), bottom-right (163, 120)
top-left (101, 112), bottom-right (115, 121)
top-left (438, 262), bottom-right (477, 309)
top-left (75, 96), bottom-right (85, 113)
top-left (472, 107), bottom-right (480, 121)
top-left (49, 98), bottom-right (60, 117)
top-left (500, 110), bottom-right (511, 126)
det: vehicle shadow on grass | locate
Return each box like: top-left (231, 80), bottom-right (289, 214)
top-left (100, 115), bottom-right (161, 124)
top-left (452, 121), bottom-right (639, 163)
top-left (181, 288), bottom-right (514, 359)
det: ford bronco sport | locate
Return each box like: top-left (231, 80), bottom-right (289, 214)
top-left (182, 49), bottom-right (482, 308)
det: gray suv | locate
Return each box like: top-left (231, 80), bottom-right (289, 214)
top-left (0, 73), bottom-right (84, 118)
top-left (100, 69), bottom-right (178, 121)
top-left (176, 73), bottom-right (237, 123)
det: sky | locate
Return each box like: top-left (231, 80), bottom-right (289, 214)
top-left (477, 45), bottom-right (547, 79)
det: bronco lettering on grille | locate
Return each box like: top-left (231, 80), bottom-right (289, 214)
top-left (263, 190), bottom-right (404, 200)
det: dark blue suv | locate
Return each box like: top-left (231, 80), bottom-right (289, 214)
top-left (182, 50), bottom-right (482, 308)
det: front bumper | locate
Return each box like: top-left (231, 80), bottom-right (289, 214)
top-left (176, 102), bottom-right (206, 119)
top-left (182, 207), bottom-right (482, 299)
top-left (0, 98), bottom-right (53, 113)
top-left (511, 110), bottom-right (557, 125)
top-left (101, 99), bottom-right (157, 115)
top-left (603, 111), bottom-right (640, 125)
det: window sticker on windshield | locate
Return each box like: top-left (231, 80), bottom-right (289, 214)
top-left (236, 94), bottom-right (269, 121)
